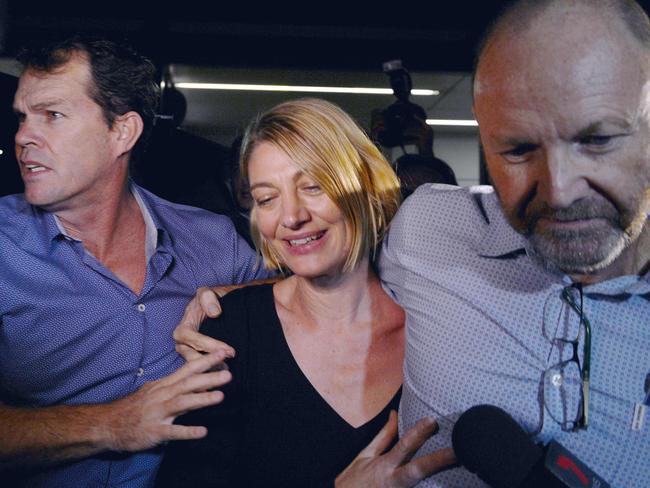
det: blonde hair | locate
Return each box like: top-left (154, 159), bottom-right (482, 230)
top-left (240, 98), bottom-right (401, 273)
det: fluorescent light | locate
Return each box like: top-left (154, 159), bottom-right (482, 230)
top-left (0, 149), bottom-right (3, 155)
top-left (426, 119), bottom-right (478, 127)
top-left (175, 82), bottom-right (438, 96)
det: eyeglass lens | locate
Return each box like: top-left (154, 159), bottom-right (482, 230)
top-left (543, 285), bottom-right (588, 431)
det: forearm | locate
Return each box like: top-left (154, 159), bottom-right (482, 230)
top-left (210, 276), bottom-right (281, 294)
top-left (0, 402), bottom-right (111, 470)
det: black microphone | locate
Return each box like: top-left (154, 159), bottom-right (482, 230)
top-left (451, 404), bottom-right (597, 488)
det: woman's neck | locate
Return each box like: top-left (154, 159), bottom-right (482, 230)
top-left (276, 259), bottom-right (381, 329)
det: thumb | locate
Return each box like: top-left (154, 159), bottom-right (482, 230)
top-left (201, 287), bottom-right (223, 317)
top-left (175, 298), bottom-right (206, 334)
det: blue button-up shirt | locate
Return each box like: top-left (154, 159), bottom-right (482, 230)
top-left (0, 184), bottom-right (269, 487)
top-left (379, 184), bottom-right (650, 487)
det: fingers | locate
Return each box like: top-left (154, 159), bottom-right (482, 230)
top-left (164, 389), bottom-right (226, 418)
top-left (159, 423), bottom-right (209, 441)
top-left (356, 410), bottom-right (399, 458)
top-left (156, 351), bottom-right (229, 388)
top-left (392, 448), bottom-right (456, 487)
top-left (103, 352), bottom-right (234, 452)
top-left (385, 416), bottom-right (437, 466)
top-left (170, 369), bottom-right (232, 396)
top-left (175, 343), bottom-right (204, 362)
top-left (174, 328), bottom-right (235, 357)
top-left (173, 286), bottom-right (221, 341)
top-left (176, 290), bottom-right (209, 333)
top-left (381, 418), bottom-right (451, 488)
top-left (336, 414), bottom-right (449, 488)
top-left (200, 287), bottom-right (222, 316)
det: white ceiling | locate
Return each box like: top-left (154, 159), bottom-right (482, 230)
top-left (170, 64), bottom-right (476, 146)
top-left (0, 57), bottom-right (476, 149)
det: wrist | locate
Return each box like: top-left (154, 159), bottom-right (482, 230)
top-left (85, 402), bottom-right (122, 452)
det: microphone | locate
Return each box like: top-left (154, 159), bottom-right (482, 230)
top-left (451, 404), bottom-right (608, 488)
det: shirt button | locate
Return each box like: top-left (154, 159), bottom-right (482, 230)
top-left (137, 303), bottom-right (146, 312)
top-left (136, 368), bottom-right (144, 377)
top-left (551, 373), bottom-right (563, 387)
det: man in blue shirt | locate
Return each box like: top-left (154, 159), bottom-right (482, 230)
top-left (0, 36), bottom-right (268, 486)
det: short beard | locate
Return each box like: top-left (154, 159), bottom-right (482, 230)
top-left (505, 192), bottom-right (650, 275)
top-left (528, 219), bottom-right (630, 274)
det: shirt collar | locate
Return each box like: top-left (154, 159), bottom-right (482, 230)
top-left (474, 187), bottom-right (650, 297)
top-left (38, 182), bottom-right (164, 262)
top-left (583, 273), bottom-right (650, 296)
top-left (474, 187), bottom-right (529, 258)
top-left (10, 198), bottom-right (58, 252)
top-left (51, 214), bottom-right (81, 242)
top-left (131, 184), bottom-right (159, 263)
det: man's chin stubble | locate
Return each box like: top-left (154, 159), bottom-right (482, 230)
top-left (528, 226), bottom-right (629, 275)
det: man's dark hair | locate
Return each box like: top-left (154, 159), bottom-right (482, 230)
top-left (17, 34), bottom-right (160, 162)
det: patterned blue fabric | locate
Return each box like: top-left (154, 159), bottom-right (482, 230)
top-left (0, 184), bottom-right (269, 487)
top-left (379, 184), bottom-right (650, 487)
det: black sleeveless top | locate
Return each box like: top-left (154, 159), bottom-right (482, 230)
top-left (156, 284), bottom-right (401, 487)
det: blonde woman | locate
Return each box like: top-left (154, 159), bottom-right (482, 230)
top-left (157, 99), bottom-right (451, 487)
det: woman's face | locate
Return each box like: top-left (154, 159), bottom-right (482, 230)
top-left (247, 141), bottom-right (351, 279)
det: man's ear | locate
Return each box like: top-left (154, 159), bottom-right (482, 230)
top-left (113, 111), bottom-right (144, 156)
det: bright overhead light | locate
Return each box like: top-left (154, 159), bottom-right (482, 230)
top-left (175, 82), bottom-right (438, 96)
top-left (426, 119), bottom-right (478, 127)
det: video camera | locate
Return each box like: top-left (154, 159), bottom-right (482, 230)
top-left (375, 59), bottom-right (428, 148)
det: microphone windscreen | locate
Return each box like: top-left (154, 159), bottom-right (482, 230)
top-left (451, 404), bottom-right (543, 488)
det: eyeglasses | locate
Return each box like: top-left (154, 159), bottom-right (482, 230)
top-left (542, 284), bottom-right (592, 431)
